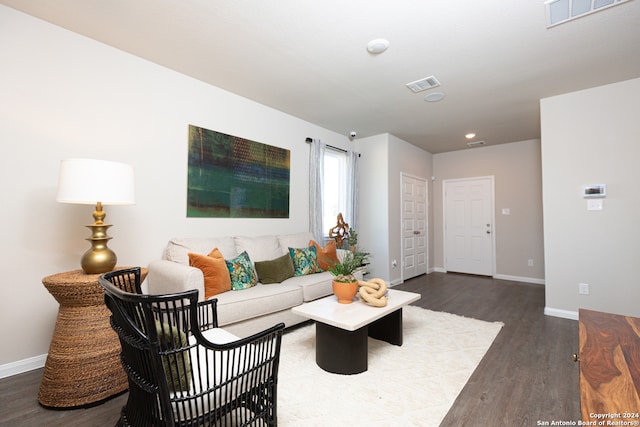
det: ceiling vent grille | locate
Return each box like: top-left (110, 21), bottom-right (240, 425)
top-left (406, 76), bottom-right (441, 93)
top-left (545, 0), bottom-right (630, 28)
top-left (466, 140), bottom-right (486, 148)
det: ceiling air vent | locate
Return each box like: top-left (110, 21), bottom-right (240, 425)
top-left (406, 76), bottom-right (441, 93)
top-left (466, 140), bottom-right (486, 148)
top-left (545, 0), bottom-right (630, 28)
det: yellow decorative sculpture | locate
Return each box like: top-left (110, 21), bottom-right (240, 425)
top-left (358, 278), bottom-right (388, 307)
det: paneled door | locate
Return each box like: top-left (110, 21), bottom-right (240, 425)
top-left (444, 177), bottom-right (494, 276)
top-left (401, 174), bottom-right (428, 280)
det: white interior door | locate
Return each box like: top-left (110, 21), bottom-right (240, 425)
top-left (444, 177), bottom-right (494, 276)
top-left (402, 174), bottom-right (428, 280)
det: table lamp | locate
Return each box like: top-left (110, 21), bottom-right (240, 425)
top-left (56, 159), bottom-right (135, 274)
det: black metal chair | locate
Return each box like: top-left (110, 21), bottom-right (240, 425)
top-left (100, 267), bottom-right (285, 426)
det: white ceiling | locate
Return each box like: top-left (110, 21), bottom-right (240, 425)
top-left (3, 0), bottom-right (640, 153)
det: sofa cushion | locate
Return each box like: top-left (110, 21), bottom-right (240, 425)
top-left (212, 283), bottom-right (303, 325)
top-left (309, 240), bottom-right (340, 271)
top-left (277, 232), bottom-right (315, 255)
top-left (155, 320), bottom-right (192, 393)
top-left (254, 253), bottom-right (295, 284)
top-left (234, 235), bottom-right (282, 263)
top-left (225, 251), bottom-right (257, 290)
top-left (187, 250), bottom-right (231, 299)
top-left (289, 246), bottom-right (323, 276)
top-left (165, 237), bottom-right (237, 265)
top-left (281, 271), bottom-right (335, 302)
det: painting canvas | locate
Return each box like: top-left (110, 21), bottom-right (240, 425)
top-left (187, 125), bottom-right (290, 218)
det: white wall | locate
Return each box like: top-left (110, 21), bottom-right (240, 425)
top-left (541, 77), bottom-right (640, 319)
top-left (387, 134), bottom-right (434, 284)
top-left (0, 6), bottom-right (351, 372)
top-left (355, 134), bottom-right (390, 281)
top-left (433, 139), bottom-right (545, 283)
top-left (355, 133), bottom-right (433, 285)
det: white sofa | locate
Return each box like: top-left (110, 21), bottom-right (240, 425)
top-left (147, 232), bottom-right (357, 337)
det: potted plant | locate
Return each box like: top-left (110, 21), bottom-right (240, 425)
top-left (327, 250), bottom-right (368, 304)
top-left (346, 227), bottom-right (358, 252)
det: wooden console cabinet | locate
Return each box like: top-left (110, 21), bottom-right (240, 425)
top-left (578, 309), bottom-right (640, 422)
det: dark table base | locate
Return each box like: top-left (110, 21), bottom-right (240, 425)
top-left (315, 308), bottom-right (403, 375)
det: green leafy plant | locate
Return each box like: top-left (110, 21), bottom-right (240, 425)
top-left (327, 250), bottom-right (368, 283)
top-left (346, 227), bottom-right (358, 246)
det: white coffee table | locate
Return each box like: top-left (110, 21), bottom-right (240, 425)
top-left (291, 288), bottom-right (421, 374)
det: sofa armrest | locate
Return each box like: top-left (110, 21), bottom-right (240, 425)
top-left (147, 260), bottom-right (205, 301)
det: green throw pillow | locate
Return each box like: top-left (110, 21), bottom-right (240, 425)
top-left (288, 246), bottom-right (323, 276)
top-left (155, 320), bottom-right (192, 393)
top-left (255, 253), bottom-right (295, 284)
top-left (225, 251), bottom-right (257, 290)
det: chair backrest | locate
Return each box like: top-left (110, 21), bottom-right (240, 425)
top-left (100, 267), bottom-right (285, 426)
top-left (103, 267), bottom-right (142, 294)
top-left (100, 268), bottom-right (200, 425)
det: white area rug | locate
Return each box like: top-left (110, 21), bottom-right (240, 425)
top-left (277, 305), bottom-right (503, 426)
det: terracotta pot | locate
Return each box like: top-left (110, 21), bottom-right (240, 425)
top-left (332, 280), bottom-right (359, 304)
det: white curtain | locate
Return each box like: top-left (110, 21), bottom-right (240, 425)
top-left (345, 150), bottom-right (359, 233)
top-left (309, 139), bottom-right (325, 243)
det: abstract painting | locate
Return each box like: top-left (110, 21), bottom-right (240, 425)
top-left (187, 125), bottom-right (290, 218)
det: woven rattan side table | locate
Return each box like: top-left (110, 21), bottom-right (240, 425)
top-left (38, 267), bottom-right (148, 408)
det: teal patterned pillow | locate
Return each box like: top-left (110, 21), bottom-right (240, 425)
top-left (225, 251), bottom-right (257, 290)
top-left (288, 246), bottom-right (323, 276)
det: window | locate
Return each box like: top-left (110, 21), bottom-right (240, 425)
top-left (322, 149), bottom-right (347, 236)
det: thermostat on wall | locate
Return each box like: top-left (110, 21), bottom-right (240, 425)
top-left (583, 184), bottom-right (606, 198)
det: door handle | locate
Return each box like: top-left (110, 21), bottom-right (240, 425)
top-left (486, 230), bottom-right (491, 234)
top-left (413, 231), bottom-right (420, 235)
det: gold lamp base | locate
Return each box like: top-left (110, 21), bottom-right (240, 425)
top-left (81, 202), bottom-right (117, 274)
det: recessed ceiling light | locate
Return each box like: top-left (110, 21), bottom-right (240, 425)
top-left (465, 133), bottom-right (476, 139)
top-left (424, 92), bottom-right (445, 102)
top-left (366, 39), bottom-right (389, 54)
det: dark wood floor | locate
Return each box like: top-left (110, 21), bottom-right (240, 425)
top-left (0, 272), bottom-right (580, 426)
top-left (398, 272), bottom-right (580, 426)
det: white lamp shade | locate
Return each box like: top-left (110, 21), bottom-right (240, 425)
top-left (57, 158), bottom-right (135, 205)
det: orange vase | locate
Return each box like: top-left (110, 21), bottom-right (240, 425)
top-left (332, 280), bottom-right (359, 304)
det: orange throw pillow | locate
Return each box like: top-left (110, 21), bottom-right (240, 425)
top-left (188, 249), bottom-right (231, 299)
top-left (309, 240), bottom-right (340, 271)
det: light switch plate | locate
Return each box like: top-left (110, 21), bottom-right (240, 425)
top-left (579, 283), bottom-right (590, 295)
top-left (587, 199), bottom-right (603, 211)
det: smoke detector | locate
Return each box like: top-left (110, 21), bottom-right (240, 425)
top-left (366, 39), bottom-right (389, 54)
top-left (406, 76), bottom-right (441, 93)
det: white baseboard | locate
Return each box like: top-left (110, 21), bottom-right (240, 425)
top-left (388, 278), bottom-right (403, 287)
top-left (0, 354), bottom-right (46, 379)
top-left (493, 274), bottom-right (545, 285)
top-left (431, 268), bottom-right (545, 285)
top-left (544, 307), bottom-right (579, 320)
